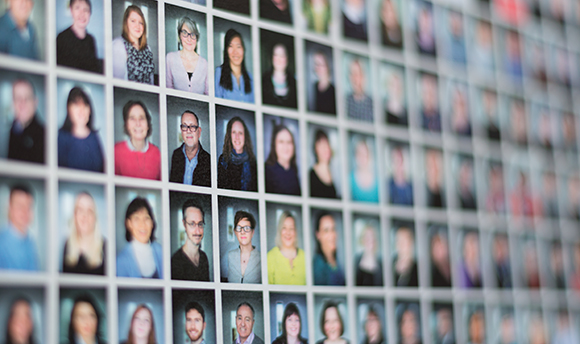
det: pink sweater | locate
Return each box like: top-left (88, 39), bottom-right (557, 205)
top-left (114, 141), bottom-right (161, 180)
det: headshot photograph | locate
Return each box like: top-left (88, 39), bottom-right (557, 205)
top-left (314, 296), bottom-right (350, 344)
top-left (0, 70), bottom-right (45, 164)
top-left (218, 196), bottom-right (261, 284)
top-left (356, 298), bottom-right (385, 344)
top-left (437, 9), bottom-right (466, 65)
top-left (266, 202), bottom-right (306, 285)
top-left (423, 148), bottom-right (445, 208)
top-left (216, 105), bottom-right (257, 192)
top-left (457, 230), bottom-right (482, 288)
top-left (115, 187), bottom-right (163, 279)
top-left (214, 0), bottom-right (250, 15)
top-left (342, 0), bottom-right (368, 41)
top-left (311, 208), bottom-right (345, 286)
top-left (0, 0), bottom-right (46, 60)
top-left (410, 0), bottom-right (436, 56)
top-left (462, 305), bottom-right (485, 344)
top-left (172, 289), bottom-right (216, 344)
top-left (489, 307), bottom-right (516, 344)
top-left (58, 181), bottom-right (106, 275)
top-left (349, 133), bottom-right (379, 203)
top-left (222, 291), bottom-right (264, 344)
top-left (56, 79), bottom-right (105, 173)
top-left (0, 287), bottom-right (44, 344)
top-left (56, 0), bottom-right (104, 73)
top-left (453, 155), bottom-right (477, 210)
top-left (468, 19), bottom-right (495, 77)
top-left (474, 88), bottom-right (501, 141)
top-left (380, 62), bottom-right (407, 126)
top-left (118, 288), bottom-right (163, 344)
top-left (417, 72), bottom-right (440, 133)
top-left (269, 293), bottom-right (308, 344)
top-left (170, 191), bottom-right (213, 282)
top-left (524, 38), bottom-right (547, 86)
top-left (444, 80), bottom-right (471, 137)
top-left (505, 97), bottom-right (528, 146)
top-left (386, 141), bottom-right (413, 206)
top-left (260, 0), bottom-right (292, 24)
top-left (342, 53), bottom-right (374, 123)
top-left (391, 221), bottom-right (418, 287)
top-left (167, 97), bottom-right (211, 187)
top-left (304, 41), bottom-right (336, 115)
top-left (428, 224), bottom-right (451, 288)
top-left (430, 303), bottom-right (454, 344)
top-left (499, 29), bottom-right (523, 83)
top-left (165, 5), bottom-right (208, 95)
top-left (395, 301), bottom-right (421, 344)
top-left (556, 112), bottom-right (577, 151)
top-left (301, 0), bottom-right (332, 35)
top-left (113, 87), bottom-right (160, 181)
top-left (0, 177), bottom-right (46, 272)
top-left (213, 18), bottom-right (254, 103)
top-left (507, 166), bottom-right (537, 218)
top-left (352, 215), bottom-right (383, 286)
top-left (484, 161), bottom-right (506, 214)
top-left (307, 124), bottom-right (341, 199)
top-left (378, 0), bottom-right (403, 49)
top-left (528, 104), bottom-right (552, 149)
top-left (59, 288), bottom-right (106, 344)
top-left (489, 232), bottom-right (512, 289)
top-left (264, 114), bottom-right (301, 196)
top-left (260, 29), bottom-right (297, 109)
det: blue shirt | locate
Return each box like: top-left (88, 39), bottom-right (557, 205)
top-left (0, 11), bottom-right (38, 60)
top-left (215, 66), bottom-right (254, 103)
top-left (58, 130), bottom-right (104, 172)
top-left (389, 178), bottom-right (413, 205)
top-left (182, 144), bottom-right (199, 185)
top-left (0, 223), bottom-right (39, 271)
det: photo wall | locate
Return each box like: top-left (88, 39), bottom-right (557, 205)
top-left (1, 0), bottom-right (580, 342)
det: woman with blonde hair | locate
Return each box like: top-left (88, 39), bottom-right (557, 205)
top-left (267, 211), bottom-right (306, 285)
top-left (62, 191), bottom-right (105, 275)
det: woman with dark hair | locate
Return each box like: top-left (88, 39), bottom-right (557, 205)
top-left (215, 29), bottom-right (254, 103)
top-left (265, 124), bottom-right (301, 195)
top-left (262, 43), bottom-right (297, 108)
top-left (313, 212), bottom-right (345, 286)
top-left (68, 294), bottom-right (105, 344)
top-left (362, 307), bottom-right (384, 344)
top-left (317, 301), bottom-right (348, 344)
top-left (116, 197), bottom-right (163, 278)
top-left (260, 0), bottom-right (292, 24)
top-left (114, 100), bottom-right (161, 180)
top-left (310, 129), bottom-right (336, 198)
top-left (112, 5), bottom-right (154, 84)
top-left (58, 86), bottom-right (104, 172)
top-left (166, 17), bottom-right (208, 95)
top-left (226, 210), bottom-right (261, 283)
top-left (310, 51), bottom-right (336, 114)
top-left (272, 303), bottom-right (307, 344)
top-left (5, 297), bottom-right (35, 344)
top-left (121, 305), bottom-right (156, 344)
top-left (218, 117), bottom-right (257, 191)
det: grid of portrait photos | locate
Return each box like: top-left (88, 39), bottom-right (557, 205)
top-left (2, 0), bottom-right (580, 342)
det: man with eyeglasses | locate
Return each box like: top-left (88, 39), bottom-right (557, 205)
top-left (225, 210), bottom-right (261, 283)
top-left (170, 110), bottom-right (211, 186)
top-left (171, 199), bottom-right (210, 281)
top-left (234, 302), bottom-right (263, 344)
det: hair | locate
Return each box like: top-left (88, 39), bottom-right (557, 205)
top-left (181, 199), bottom-right (205, 220)
top-left (68, 294), bottom-right (102, 344)
top-left (219, 29), bottom-right (252, 94)
top-left (60, 86), bottom-right (95, 133)
top-left (358, 222), bottom-right (378, 253)
top-left (181, 110), bottom-right (199, 125)
top-left (185, 301), bottom-right (205, 322)
top-left (5, 297), bottom-right (35, 344)
top-left (124, 197), bottom-right (156, 242)
top-left (236, 302), bottom-right (255, 318)
top-left (314, 211), bottom-right (336, 259)
top-left (64, 191), bottom-right (104, 269)
top-left (234, 210), bottom-right (256, 230)
top-left (278, 303), bottom-right (306, 343)
top-left (319, 301), bottom-right (343, 338)
top-left (9, 184), bottom-right (33, 200)
top-left (12, 78), bottom-right (37, 97)
top-left (122, 100), bottom-right (152, 138)
top-left (69, 0), bottom-right (92, 12)
top-left (364, 306), bottom-right (384, 342)
top-left (313, 129), bottom-right (331, 163)
top-left (126, 304), bottom-right (156, 344)
top-left (275, 211), bottom-right (297, 249)
top-left (265, 124), bottom-right (297, 169)
top-left (222, 116), bottom-right (255, 163)
top-left (177, 16), bottom-right (200, 51)
top-left (270, 43), bottom-right (292, 77)
top-left (122, 5), bottom-right (148, 51)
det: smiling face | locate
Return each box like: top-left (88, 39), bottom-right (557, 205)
top-left (186, 308), bottom-right (205, 342)
top-left (323, 306), bottom-right (342, 340)
top-left (70, 0), bottom-right (91, 32)
top-left (280, 216), bottom-right (297, 250)
top-left (349, 61), bottom-right (365, 95)
top-left (126, 208), bottom-right (153, 244)
top-left (228, 36), bottom-right (244, 69)
top-left (12, 80), bottom-right (37, 126)
top-left (181, 112), bottom-right (201, 149)
top-left (68, 100), bottom-right (91, 129)
top-left (231, 120), bottom-right (245, 154)
top-left (8, 190), bottom-right (33, 233)
top-left (316, 215), bottom-right (337, 255)
top-left (180, 24), bottom-right (198, 52)
top-left (400, 310), bottom-right (417, 341)
top-left (183, 206), bottom-right (204, 246)
top-left (72, 302), bottom-right (97, 340)
top-left (286, 313), bottom-right (300, 338)
top-left (8, 0), bottom-right (34, 28)
top-left (126, 104), bottom-right (149, 143)
top-left (275, 129), bottom-right (294, 167)
top-left (235, 218), bottom-right (254, 247)
top-left (74, 193), bottom-right (96, 238)
top-left (236, 305), bottom-right (254, 342)
top-left (8, 301), bottom-right (33, 343)
top-left (272, 45), bottom-right (288, 72)
top-left (126, 10), bottom-right (145, 43)
top-left (132, 308), bottom-right (152, 341)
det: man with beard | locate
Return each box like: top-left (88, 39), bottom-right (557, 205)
top-left (185, 301), bottom-right (207, 344)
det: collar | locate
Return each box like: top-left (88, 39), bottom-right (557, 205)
top-left (235, 331), bottom-right (255, 344)
top-left (6, 10), bottom-right (30, 32)
top-left (182, 143), bottom-right (201, 160)
top-left (126, 139), bottom-right (149, 152)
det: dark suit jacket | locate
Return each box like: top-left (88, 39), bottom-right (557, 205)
top-left (169, 143), bottom-right (211, 187)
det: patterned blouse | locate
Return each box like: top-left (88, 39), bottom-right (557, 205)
top-left (123, 39), bottom-right (154, 84)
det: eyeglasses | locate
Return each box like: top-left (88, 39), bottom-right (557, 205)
top-left (185, 221), bottom-right (205, 229)
top-left (180, 124), bottom-right (200, 132)
top-left (180, 30), bottom-right (197, 40)
top-left (234, 225), bottom-right (253, 233)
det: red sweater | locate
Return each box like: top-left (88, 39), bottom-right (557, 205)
top-left (114, 141), bottom-right (161, 180)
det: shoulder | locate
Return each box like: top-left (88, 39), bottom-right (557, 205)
top-left (151, 242), bottom-right (162, 254)
top-left (267, 246), bottom-right (280, 259)
top-left (148, 143), bottom-right (161, 154)
top-left (215, 65), bottom-right (223, 77)
top-left (198, 56), bottom-right (208, 67)
top-left (171, 247), bottom-right (185, 261)
top-left (113, 37), bottom-right (125, 47)
top-left (166, 51), bottom-right (179, 59)
top-left (199, 145), bottom-right (211, 160)
top-left (114, 141), bottom-right (127, 151)
top-left (171, 144), bottom-right (184, 158)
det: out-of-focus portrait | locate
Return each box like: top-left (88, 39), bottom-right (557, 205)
top-left (438, 9), bottom-right (466, 65)
top-left (429, 225), bottom-right (451, 288)
top-left (0, 0), bottom-right (46, 60)
top-left (411, 0), bottom-right (436, 57)
top-left (468, 19), bottom-right (494, 77)
top-left (380, 63), bottom-right (407, 126)
top-left (0, 287), bottom-right (44, 344)
top-left (308, 124), bottom-right (341, 199)
top-left (423, 148), bottom-right (445, 208)
top-left (356, 299), bottom-right (385, 344)
top-left (349, 133), bottom-right (379, 203)
top-left (500, 29), bottom-right (523, 84)
top-left (221, 291), bottom-right (265, 344)
top-left (264, 114), bottom-right (301, 196)
top-left (260, 30), bottom-right (297, 109)
top-left (444, 81), bottom-right (471, 137)
top-left (379, 0), bottom-right (403, 49)
top-left (395, 301), bottom-right (422, 344)
top-left (304, 41), bottom-right (336, 115)
top-left (269, 293), bottom-right (308, 344)
top-left (342, 0), bottom-right (367, 41)
top-left (387, 142), bottom-right (413, 206)
top-left (59, 289), bottom-right (107, 344)
top-left (490, 232), bottom-right (512, 289)
top-left (314, 297), bottom-right (350, 344)
top-left (489, 308), bottom-right (516, 344)
top-left (484, 161), bottom-right (506, 214)
top-left (312, 209), bottom-right (345, 286)
top-left (462, 305), bottom-right (485, 344)
top-left (391, 222), bottom-right (418, 287)
top-left (352, 215), bottom-right (383, 286)
top-left (172, 289), bottom-right (216, 344)
top-left (117, 289), bottom-right (164, 344)
top-left (342, 54), bottom-right (374, 123)
top-left (453, 155), bottom-right (477, 210)
top-left (418, 73), bottom-right (440, 133)
top-left (301, 0), bottom-right (332, 35)
top-left (430, 303), bottom-right (454, 344)
top-left (457, 230), bottom-right (482, 289)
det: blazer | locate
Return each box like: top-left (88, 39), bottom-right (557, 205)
top-left (116, 241), bottom-right (163, 278)
top-left (169, 143), bottom-right (211, 187)
top-left (227, 246), bottom-right (261, 283)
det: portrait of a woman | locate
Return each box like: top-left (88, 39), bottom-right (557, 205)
top-left (5, 297), bottom-right (36, 344)
top-left (350, 138), bottom-right (378, 203)
top-left (114, 100), bottom-right (161, 180)
top-left (380, 0), bottom-right (403, 48)
top-left (62, 192), bottom-right (105, 275)
top-left (317, 301), bottom-right (349, 344)
top-left (113, 5), bottom-right (155, 84)
top-left (116, 197), bottom-right (163, 279)
top-left (265, 124), bottom-right (301, 196)
top-left (58, 86), bottom-right (104, 173)
top-left (166, 17), bottom-right (208, 95)
top-left (215, 29), bottom-right (254, 103)
top-left (310, 129), bottom-right (337, 199)
top-left (313, 212), bottom-right (345, 286)
top-left (121, 305), bottom-right (156, 344)
top-left (262, 43), bottom-right (297, 108)
top-left (56, 0), bottom-right (101, 73)
top-left (310, 51), bottom-right (336, 114)
top-left (260, 0), bottom-right (292, 24)
top-left (303, 0), bottom-right (331, 34)
top-left (226, 211), bottom-right (261, 283)
top-left (272, 303), bottom-right (307, 344)
top-left (267, 211), bottom-right (306, 285)
top-left (354, 222), bottom-right (383, 286)
top-left (218, 117), bottom-right (257, 191)
top-left (68, 294), bottom-right (105, 344)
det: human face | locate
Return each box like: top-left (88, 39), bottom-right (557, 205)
top-left (8, 190), bottom-right (33, 233)
top-left (126, 10), bottom-right (144, 43)
top-left (12, 81), bottom-right (37, 126)
top-left (70, 0), bottom-right (91, 31)
top-left (285, 313), bottom-right (300, 338)
top-left (132, 308), bottom-right (152, 341)
top-left (315, 137), bottom-right (331, 164)
top-left (235, 218), bottom-right (254, 247)
top-left (68, 100), bottom-right (90, 129)
top-left (280, 216), bottom-right (296, 250)
top-left (275, 129), bottom-right (294, 167)
top-left (396, 229), bottom-right (414, 259)
top-left (365, 312), bottom-right (381, 341)
top-left (126, 208), bottom-right (153, 244)
top-left (272, 45), bottom-right (288, 72)
top-left (400, 310), bottom-right (417, 341)
top-left (316, 215), bottom-right (336, 255)
top-left (236, 305), bottom-right (254, 342)
top-left (228, 36), bottom-right (244, 69)
top-left (8, 0), bottom-right (33, 27)
top-left (313, 53), bottom-right (328, 79)
top-left (181, 112), bottom-right (201, 149)
top-left (355, 142), bottom-right (370, 168)
top-left (183, 207), bottom-right (204, 246)
top-left (323, 307), bottom-right (342, 340)
top-left (180, 25), bottom-right (198, 52)
top-left (8, 301), bottom-right (33, 343)
top-left (362, 227), bottom-right (376, 252)
top-left (126, 104), bottom-right (149, 143)
top-left (186, 309), bottom-right (205, 341)
top-left (72, 302), bottom-right (98, 340)
top-left (74, 194), bottom-right (96, 238)
top-left (349, 62), bottom-right (365, 95)
top-left (231, 121), bottom-right (245, 154)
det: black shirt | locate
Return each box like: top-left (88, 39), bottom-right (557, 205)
top-left (171, 247), bottom-right (210, 281)
top-left (309, 168), bottom-right (337, 199)
top-left (56, 27), bottom-right (101, 73)
top-left (314, 82), bottom-right (336, 115)
top-left (8, 115), bottom-right (45, 164)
